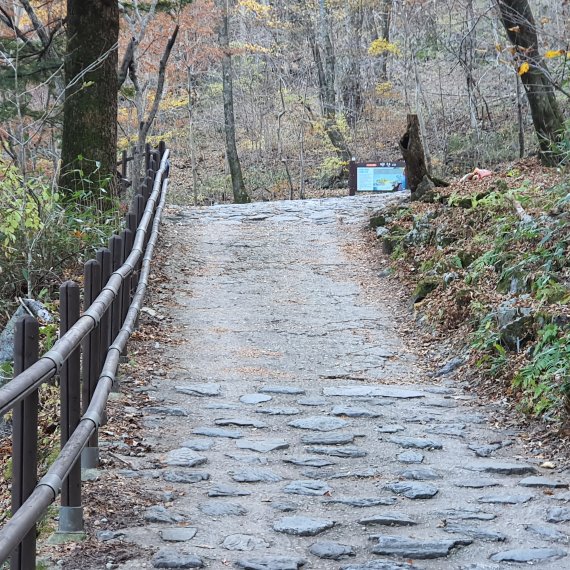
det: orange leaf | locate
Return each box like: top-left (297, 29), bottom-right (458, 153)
top-left (518, 61), bottom-right (530, 75)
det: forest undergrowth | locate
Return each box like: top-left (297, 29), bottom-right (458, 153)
top-left (373, 159), bottom-right (570, 451)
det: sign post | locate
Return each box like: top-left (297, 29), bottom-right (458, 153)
top-left (348, 159), bottom-right (407, 196)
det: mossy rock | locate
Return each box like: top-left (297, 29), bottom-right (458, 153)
top-left (370, 214), bottom-right (387, 229)
top-left (412, 278), bottom-right (440, 303)
top-left (457, 250), bottom-right (479, 268)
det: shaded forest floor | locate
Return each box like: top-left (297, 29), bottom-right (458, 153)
top-left (371, 158), bottom-right (570, 464)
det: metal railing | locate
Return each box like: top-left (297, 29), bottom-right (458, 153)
top-left (0, 141), bottom-right (170, 569)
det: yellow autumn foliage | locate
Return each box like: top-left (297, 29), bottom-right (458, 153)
top-left (518, 61), bottom-right (530, 76)
top-left (368, 38), bottom-right (401, 57)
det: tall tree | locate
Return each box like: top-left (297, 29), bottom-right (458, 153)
top-left (497, 0), bottom-right (565, 166)
top-left (216, 0), bottom-right (249, 203)
top-left (59, 0), bottom-right (119, 202)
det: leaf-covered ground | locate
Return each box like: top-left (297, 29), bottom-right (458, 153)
top-left (372, 159), bottom-right (570, 457)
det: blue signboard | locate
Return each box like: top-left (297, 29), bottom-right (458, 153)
top-left (349, 161), bottom-right (406, 195)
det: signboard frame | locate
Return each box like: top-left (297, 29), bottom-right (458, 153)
top-left (348, 160), bottom-right (407, 195)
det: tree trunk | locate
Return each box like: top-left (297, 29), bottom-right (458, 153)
top-left (497, 0), bottom-right (565, 166)
top-left (217, 0), bottom-right (249, 204)
top-left (59, 0), bottom-right (119, 205)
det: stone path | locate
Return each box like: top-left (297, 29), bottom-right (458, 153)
top-left (101, 195), bottom-right (569, 569)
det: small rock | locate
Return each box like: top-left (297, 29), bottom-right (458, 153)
top-left (309, 541), bottom-right (356, 560)
top-left (163, 471), bottom-right (210, 484)
top-left (525, 524), bottom-right (569, 542)
top-left (490, 547), bottom-right (567, 563)
top-left (454, 479), bottom-right (499, 489)
top-left (192, 427), bottom-right (243, 439)
top-left (468, 443), bottom-right (502, 457)
top-left (96, 530), bottom-right (125, 541)
top-left (324, 497), bottom-right (397, 508)
top-left (397, 451), bottom-right (424, 464)
top-left (306, 446), bottom-right (367, 458)
top-left (385, 482), bottom-right (439, 500)
top-left (301, 433), bottom-right (356, 445)
top-left (518, 476), bottom-right (568, 489)
top-left (159, 528), bottom-right (198, 542)
top-left (444, 509), bottom-right (496, 521)
top-left (175, 383), bottom-right (221, 397)
top-left (389, 437), bottom-right (443, 450)
top-left (221, 534), bottom-right (270, 551)
top-left (443, 523), bottom-right (507, 542)
top-left (546, 507), bottom-right (570, 523)
top-left (240, 393), bottom-right (272, 404)
top-left (214, 418), bottom-right (268, 428)
top-left (298, 397), bottom-right (328, 406)
top-left (255, 407), bottom-right (300, 416)
top-left (225, 453), bottom-right (269, 464)
top-left (467, 462), bottom-right (537, 476)
top-left (377, 425), bottom-right (405, 434)
top-left (477, 494), bottom-right (533, 504)
top-left (284, 480), bottom-right (333, 496)
top-left (273, 516), bottom-right (335, 536)
top-left (236, 439), bottom-right (289, 453)
top-left (398, 468), bottom-right (440, 481)
top-left (271, 502), bottom-right (298, 512)
top-left (331, 406), bottom-right (380, 418)
top-left (152, 550), bottom-right (203, 568)
top-left (371, 536), bottom-right (472, 559)
top-left (146, 406), bottom-right (188, 417)
top-left (145, 506), bottom-right (186, 524)
top-left (235, 556), bottom-right (306, 569)
top-left (181, 440), bottom-right (214, 452)
top-left (230, 469), bottom-right (283, 483)
top-left (284, 457), bottom-right (336, 467)
top-left (358, 513), bottom-right (417, 527)
top-left (435, 357), bottom-right (465, 377)
top-left (288, 416), bottom-right (349, 432)
top-left (165, 449), bottom-right (207, 468)
top-left (323, 386), bottom-right (424, 399)
top-left (208, 485), bottom-right (251, 497)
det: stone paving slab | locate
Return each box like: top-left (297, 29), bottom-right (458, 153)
top-left (95, 196), bottom-right (569, 569)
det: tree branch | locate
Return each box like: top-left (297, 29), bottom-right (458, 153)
top-left (118, 36), bottom-right (137, 89)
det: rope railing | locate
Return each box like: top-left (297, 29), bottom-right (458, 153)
top-left (0, 142), bottom-right (170, 568)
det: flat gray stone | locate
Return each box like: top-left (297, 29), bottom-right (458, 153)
top-left (468, 462), bottom-right (537, 475)
top-left (477, 494), bottom-right (533, 504)
top-left (192, 427), bottom-right (243, 439)
top-left (302, 468), bottom-right (379, 480)
top-left (385, 482), bottom-right (439, 499)
top-left (444, 509), bottom-right (496, 521)
top-left (208, 484), bottom-right (251, 497)
top-left (288, 416), bottom-right (348, 432)
top-left (96, 530), bottom-right (124, 541)
top-left (163, 471), bottom-right (210, 484)
top-left (221, 534), bottom-right (270, 551)
top-left (145, 506), bottom-right (186, 524)
top-left (301, 433), bottom-right (356, 445)
top-left (235, 556), bottom-right (306, 569)
top-left (199, 502), bottom-right (247, 516)
top-left (519, 476), bottom-right (568, 489)
top-left (298, 397), bottom-right (327, 406)
top-left (309, 541), bottom-right (356, 560)
top-left (240, 393), bottom-right (272, 404)
top-left (323, 386), bottom-right (424, 399)
top-left (175, 383), bottom-right (221, 396)
top-left (389, 437), bottom-right (443, 450)
top-left (398, 468), bottom-right (440, 480)
top-left (225, 453), bottom-right (269, 464)
top-left (324, 497), bottom-right (397, 508)
top-left (236, 439), bottom-right (289, 452)
top-left (306, 446), bottom-right (367, 458)
top-left (181, 439), bottom-right (214, 452)
top-left (259, 386), bottom-right (306, 395)
top-left (454, 479), bottom-right (500, 489)
top-left (340, 561), bottom-right (419, 570)
top-left (159, 528), bottom-right (198, 542)
top-left (146, 406), bottom-right (188, 416)
top-left (525, 524), bottom-right (569, 542)
top-left (230, 468), bottom-right (283, 483)
top-left (214, 417), bottom-right (268, 428)
top-left (371, 536), bottom-right (472, 559)
top-left (359, 513), bottom-right (417, 526)
top-left (468, 443), bottom-right (502, 457)
top-left (284, 457), bottom-right (336, 467)
top-left (152, 550), bottom-right (203, 568)
top-left (331, 406), bottom-right (380, 418)
top-left (255, 407), bottom-right (300, 416)
top-left (273, 516), bottom-right (335, 536)
top-left (377, 425), bottom-right (405, 434)
top-left (546, 507), bottom-right (570, 523)
top-left (490, 547), bottom-right (567, 562)
top-left (165, 449), bottom-right (207, 467)
top-left (443, 523), bottom-right (507, 541)
top-left (397, 451), bottom-right (424, 464)
top-left (204, 402), bottom-right (238, 410)
top-left (284, 479), bottom-right (333, 496)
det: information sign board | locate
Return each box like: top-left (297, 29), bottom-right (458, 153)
top-left (349, 161), bottom-right (406, 195)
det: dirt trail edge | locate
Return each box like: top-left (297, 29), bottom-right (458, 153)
top-left (61, 195), bottom-right (570, 569)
